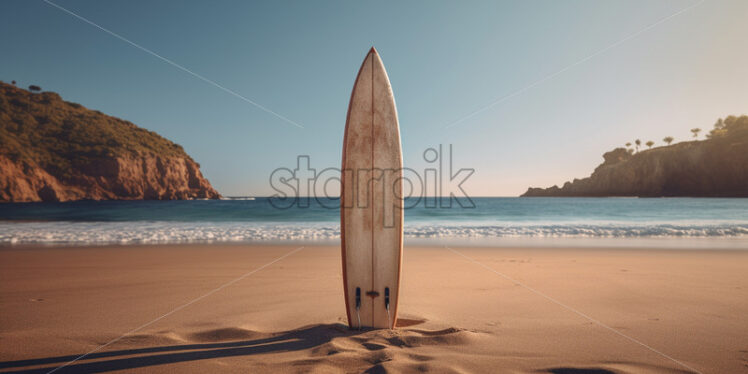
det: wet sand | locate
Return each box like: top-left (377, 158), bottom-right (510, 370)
top-left (1, 244), bottom-right (746, 373)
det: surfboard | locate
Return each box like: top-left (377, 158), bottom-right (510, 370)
top-left (341, 47), bottom-right (403, 329)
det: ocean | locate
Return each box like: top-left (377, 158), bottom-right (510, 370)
top-left (1, 197), bottom-right (747, 248)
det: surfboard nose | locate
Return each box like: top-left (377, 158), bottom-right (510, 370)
top-left (369, 46), bottom-right (378, 55)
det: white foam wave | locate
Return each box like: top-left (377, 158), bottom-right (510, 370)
top-left (1, 221), bottom-right (747, 246)
top-left (405, 223), bottom-right (748, 238)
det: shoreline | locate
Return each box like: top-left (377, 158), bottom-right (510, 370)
top-left (2, 241), bottom-right (748, 251)
top-left (2, 244), bottom-right (746, 373)
top-left (3, 236), bottom-right (748, 250)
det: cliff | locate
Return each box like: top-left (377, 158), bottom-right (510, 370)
top-left (522, 115), bottom-right (748, 197)
top-left (0, 81), bottom-right (220, 202)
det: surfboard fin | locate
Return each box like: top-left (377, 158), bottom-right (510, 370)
top-left (385, 287), bottom-right (391, 329)
top-left (355, 287), bottom-right (361, 329)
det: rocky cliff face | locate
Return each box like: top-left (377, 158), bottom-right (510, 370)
top-left (0, 81), bottom-right (220, 202)
top-left (522, 116), bottom-right (748, 197)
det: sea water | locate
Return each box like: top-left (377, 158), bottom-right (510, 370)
top-left (1, 197), bottom-right (747, 248)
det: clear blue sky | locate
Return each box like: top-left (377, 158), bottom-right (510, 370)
top-left (2, 0), bottom-right (746, 196)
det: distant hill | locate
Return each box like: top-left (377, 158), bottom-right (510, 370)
top-left (0, 81), bottom-right (220, 202)
top-left (522, 115), bottom-right (748, 197)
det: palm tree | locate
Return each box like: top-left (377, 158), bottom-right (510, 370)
top-left (691, 128), bottom-right (701, 138)
top-left (663, 136), bottom-right (674, 145)
top-left (634, 139), bottom-right (641, 152)
top-left (646, 140), bottom-right (654, 149)
top-left (708, 119), bottom-right (726, 139)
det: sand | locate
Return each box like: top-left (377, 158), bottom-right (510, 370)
top-left (0, 244), bottom-right (746, 373)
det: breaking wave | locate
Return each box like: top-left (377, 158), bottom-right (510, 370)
top-left (1, 221), bottom-right (746, 246)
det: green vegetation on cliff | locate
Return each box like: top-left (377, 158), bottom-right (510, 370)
top-left (522, 115), bottom-right (748, 197)
top-left (0, 81), bottom-right (219, 202)
top-left (0, 81), bottom-right (189, 181)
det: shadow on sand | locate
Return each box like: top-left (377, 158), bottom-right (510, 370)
top-left (545, 369), bottom-right (616, 374)
top-left (0, 323), bottom-right (362, 373)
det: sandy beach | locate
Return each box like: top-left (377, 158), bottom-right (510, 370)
top-left (1, 244), bottom-right (746, 373)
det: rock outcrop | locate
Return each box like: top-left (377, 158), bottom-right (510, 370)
top-left (522, 115), bottom-right (748, 197)
top-left (0, 81), bottom-right (220, 202)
